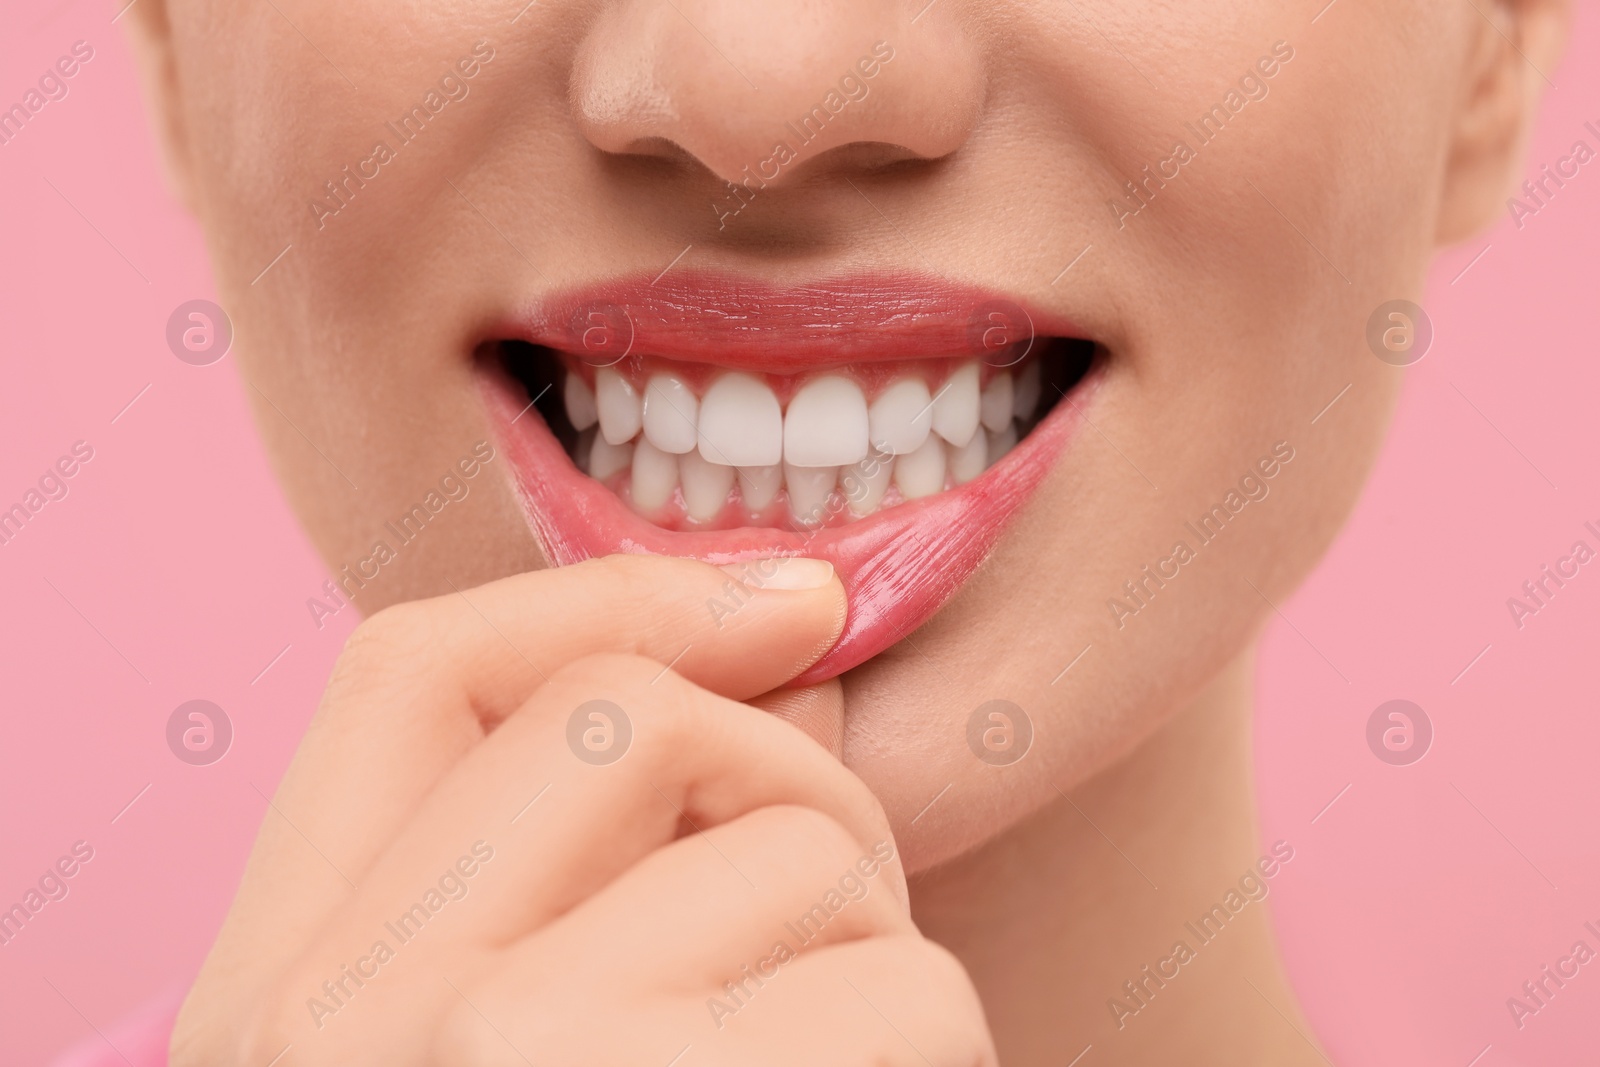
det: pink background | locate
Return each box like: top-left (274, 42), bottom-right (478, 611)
top-left (1, 3), bottom-right (1597, 1064)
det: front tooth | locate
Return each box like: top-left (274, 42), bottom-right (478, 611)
top-left (596, 368), bottom-right (642, 445)
top-left (630, 437), bottom-right (679, 513)
top-left (1013, 360), bottom-right (1042, 421)
top-left (867, 377), bottom-right (933, 455)
top-left (980, 371), bottom-right (1014, 433)
top-left (949, 430), bottom-right (987, 484)
top-left (589, 434), bottom-right (633, 482)
top-left (841, 450), bottom-right (894, 516)
top-left (894, 435), bottom-right (946, 499)
top-left (987, 424), bottom-right (1019, 466)
top-left (737, 465), bottom-right (782, 511)
top-left (784, 375), bottom-right (869, 467)
top-left (679, 449), bottom-right (735, 522)
top-left (564, 373), bottom-right (599, 431)
top-left (784, 463), bottom-right (837, 526)
top-left (932, 362), bottom-right (980, 447)
top-left (698, 373), bottom-right (783, 467)
top-left (642, 372), bottom-right (699, 454)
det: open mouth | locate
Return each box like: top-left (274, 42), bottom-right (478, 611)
top-left (478, 274), bottom-right (1099, 682)
top-left (505, 340), bottom-right (1091, 529)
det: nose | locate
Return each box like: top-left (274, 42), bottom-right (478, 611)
top-left (569, 0), bottom-right (985, 185)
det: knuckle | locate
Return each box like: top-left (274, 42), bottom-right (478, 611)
top-left (535, 652), bottom-right (728, 781)
top-left (318, 602), bottom-right (441, 715)
top-left (338, 600), bottom-right (437, 674)
top-left (874, 938), bottom-right (994, 1066)
top-left (912, 936), bottom-right (977, 990)
top-left (432, 975), bottom-right (564, 1067)
top-left (909, 937), bottom-right (990, 1022)
top-left (743, 804), bottom-right (863, 868)
top-left (543, 651), bottom-right (706, 754)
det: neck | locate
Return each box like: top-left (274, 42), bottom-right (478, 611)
top-left (910, 648), bottom-right (1325, 1066)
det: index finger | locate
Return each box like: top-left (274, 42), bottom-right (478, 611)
top-left (190, 555), bottom-right (843, 1014)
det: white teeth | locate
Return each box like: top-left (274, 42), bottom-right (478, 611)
top-left (698, 373), bottom-right (783, 467)
top-left (573, 357), bottom-right (1040, 521)
top-left (841, 450), bottom-right (894, 516)
top-left (596, 368), bottom-right (642, 445)
top-left (894, 435), bottom-right (946, 500)
top-left (868, 377), bottom-right (933, 456)
top-left (987, 424), bottom-right (1018, 466)
top-left (737, 465), bottom-right (782, 511)
top-left (679, 449), bottom-right (735, 522)
top-left (949, 429), bottom-right (987, 485)
top-left (784, 375), bottom-right (869, 467)
top-left (784, 463), bottom-right (837, 525)
top-left (564, 374), bottom-right (599, 432)
top-left (980, 371), bottom-right (1014, 433)
top-left (1013, 360), bottom-right (1042, 422)
top-left (630, 437), bottom-right (679, 513)
top-left (588, 434), bottom-right (633, 482)
top-left (642, 373), bottom-right (699, 454)
top-left (932, 363), bottom-right (980, 447)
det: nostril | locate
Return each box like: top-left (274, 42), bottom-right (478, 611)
top-left (598, 135), bottom-right (703, 169)
top-left (567, 0), bottom-right (986, 189)
top-left (802, 141), bottom-right (937, 175)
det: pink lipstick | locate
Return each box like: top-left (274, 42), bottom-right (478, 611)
top-left (478, 273), bottom-right (1098, 682)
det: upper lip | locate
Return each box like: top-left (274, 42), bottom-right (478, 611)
top-left (499, 270), bottom-right (1086, 372)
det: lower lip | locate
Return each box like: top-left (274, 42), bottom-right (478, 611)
top-left (479, 364), bottom-right (1094, 684)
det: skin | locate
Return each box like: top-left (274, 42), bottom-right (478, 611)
top-left (125, 0), bottom-right (1568, 1063)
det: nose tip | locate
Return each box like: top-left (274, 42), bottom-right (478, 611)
top-left (569, 0), bottom-right (985, 185)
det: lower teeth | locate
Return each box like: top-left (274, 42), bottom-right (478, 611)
top-left (577, 378), bottom-right (1036, 530)
top-left (576, 430), bottom-right (1024, 527)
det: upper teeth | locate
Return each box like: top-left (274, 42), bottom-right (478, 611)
top-left (868, 378), bottom-right (933, 455)
top-left (564, 372), bottom-right (599, 432)
top-left (641, 372), bottom-right (699, 454)
top-left (573, 358), bottom-right (1041, 524)
top-left (931, 362), bottom-right (981, 448)
top-left (694, 372), bottom-right (783, 467)
top-left (783, 375), bottom-right (870, 467)
top-left (595, 370), bottom-right (642, 445)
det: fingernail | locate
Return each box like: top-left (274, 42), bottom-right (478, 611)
top-left (718, 556), bottom-right (836, 591)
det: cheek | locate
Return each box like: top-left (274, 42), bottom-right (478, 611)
top-left (846, 383), bottom-right (1401, 873)
top-left (843, 350), bottom-right (1399, 873)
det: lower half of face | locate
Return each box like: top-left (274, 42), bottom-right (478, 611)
top-left (171, 0), bottom-right (1469, 871)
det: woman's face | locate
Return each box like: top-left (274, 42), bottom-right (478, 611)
top-left (139, 0), bottom-right (1502, 871)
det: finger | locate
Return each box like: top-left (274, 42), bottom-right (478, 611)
top-left (282, 553), bottom-right (844, 865)
top-left (483, 804), bottom-right (912, 1000)
top-left (749, 678), bottom-right (845, 759)
top-left (195, 556), bottom-right (842, 1014)
top-left (334, 654), bottom-right (906, 954)
top-left (438, 936), bottom-right (995, 1067)
top-left (707, 937), bottom-right (996, 1067)
top-left (425, 553), bottom-right (847, 721)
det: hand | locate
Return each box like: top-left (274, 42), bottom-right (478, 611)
top-left (171, 555), bottom-right (996, 1067)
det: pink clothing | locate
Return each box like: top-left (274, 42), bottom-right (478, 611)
top-left (49, 992), bottom-right (179, 1067)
